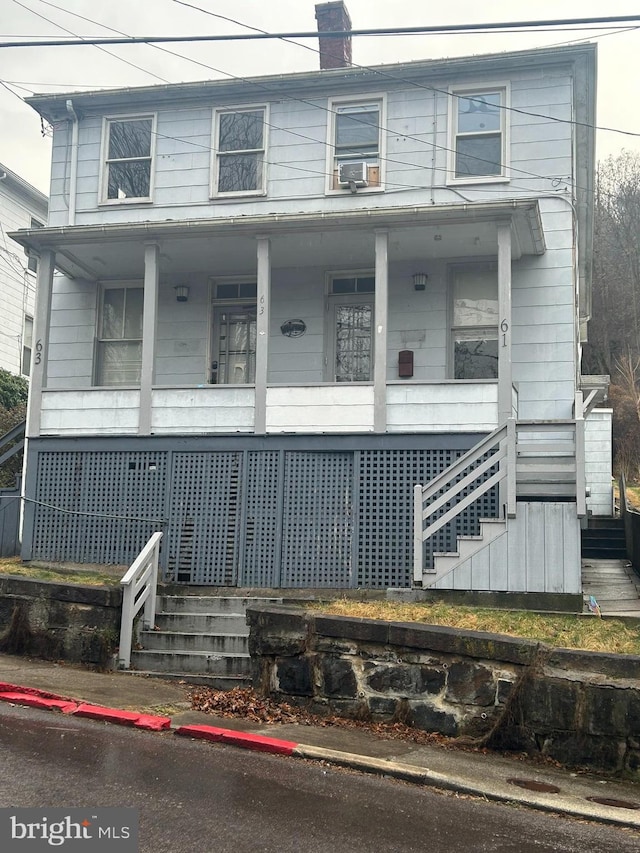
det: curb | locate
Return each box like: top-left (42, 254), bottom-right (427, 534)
top-left (1, 684), bottom-right (639, 829)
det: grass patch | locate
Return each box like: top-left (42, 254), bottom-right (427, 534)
top-left (309, 599), bottom-right (640, 655)
top-left (0, 557), bottom-right (120, 587)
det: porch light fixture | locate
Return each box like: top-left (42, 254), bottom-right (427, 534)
top-left (174, 285), bottom-right (189, 303)
top-left (412, 273), bottom-right (428, 291)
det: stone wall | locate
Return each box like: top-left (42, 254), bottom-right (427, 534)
top-left (0, 575), bottom-right (122, 666)
top-left (247, 606), bottom-right (640, 776)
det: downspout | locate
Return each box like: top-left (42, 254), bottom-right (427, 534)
top-left (65, 99), bottom-right (79, 226)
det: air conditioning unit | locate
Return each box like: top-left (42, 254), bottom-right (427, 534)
top-left (338, 161), bottom-right (369, 188)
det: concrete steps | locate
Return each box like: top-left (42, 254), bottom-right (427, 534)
top-left (581, 558), bottom-right (640, 617)
top-left (129, 594), bottom-right (282, 687)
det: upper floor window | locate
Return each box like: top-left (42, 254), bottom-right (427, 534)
top-left (102, 116), bottom-right (155, 202)
top-left (96, 285), bottom-right (143, 386)
top-left (449, 88), bottom-right (508, 182)
top-left (213, 107), bottom-right (266, 196)
top-left (25, 217), bottom-right (43, 274)
top-left (451, 265), bottom-right (498, 380)
top-left (328, 97), bottom-right (384, 191)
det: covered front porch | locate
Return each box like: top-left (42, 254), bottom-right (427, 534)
top-left (18, 200), bottom-right (546, 438)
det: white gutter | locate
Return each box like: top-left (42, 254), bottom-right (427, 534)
top-left (65, 99), bottom-right (79, 226)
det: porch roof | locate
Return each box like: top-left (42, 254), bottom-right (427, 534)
top-left (11, 198), bottom-right (545, 281)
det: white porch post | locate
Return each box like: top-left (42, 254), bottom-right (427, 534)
top-left (374, 229), bottom-right (389, 433)
top-left (26, 249), bottom-right (55, 438)
top-left (497, 220), bottom-right (512, 424)
top-left (255, 236), bottom-right (271, 434)
top-left (138, 242), bottom-right (159, 435)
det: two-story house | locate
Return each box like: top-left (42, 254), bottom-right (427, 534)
top-left (11, 4), bottom-right (611, 602)
top-left (0, 163), bottom-right (47, 378)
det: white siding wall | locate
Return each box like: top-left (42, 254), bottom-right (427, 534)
top-left (266, 385), bottom-right (374, 433)
top-left (585, 409), bottom-right (614, 516)
top-left (151, 388), bottom-right (254, 433)
top-left (40, 389), bottom-right (139, 434)
top-left (47, 66), bottom-right (574, 226)
top-left (0, 183), bottom-right (42, 375)
top-left (387, 382), bottom-right (498, 432)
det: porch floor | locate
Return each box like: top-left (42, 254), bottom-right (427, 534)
top-left (581, 558), bottom-right (640, 617)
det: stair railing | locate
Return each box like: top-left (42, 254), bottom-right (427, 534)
top-left (118, 531), bottom-right (163, 669)
top-left (414, 416), bottom-right (585, 583)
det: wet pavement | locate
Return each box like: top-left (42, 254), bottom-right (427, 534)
top-left (0, 653), bottom-right (639, 830)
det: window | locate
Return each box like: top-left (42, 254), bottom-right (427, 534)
top-left (26, 218), bottom-right (43, 273)
top-left (451, 266), bottom-right (498, 379)
top-left (96, 286), bottom-right (143, 385)
top-left (327, 273), bottom-right (374, 382)
top-left (22, 315), bottom-right (33, 376)
top-left (329, 98), bottom-right (383, 190)
top-left (102, 116), bottom-right (154, 202)
top-left (214, 108), bottom-right (266, 195)
top-left (450, 88), bottom-right (507, 181)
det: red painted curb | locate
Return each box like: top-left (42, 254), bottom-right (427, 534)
top-left (134, 713), bottom-right (172, 731)
top-left (0, 682), bottom-right (74, 701)
top-left (175, 724), bottom-right (298, 755)
top-left (73, 703), bottom-right (141, 726)
top-left (0, 691), bottom-right (78, 713)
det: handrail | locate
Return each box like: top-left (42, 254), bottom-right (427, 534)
top-left (0, 420), bottom-right (26, 467)
top-left (118, 531), bottom-right (163, 669)
top-left (414, 417), bottom-right (585, 583)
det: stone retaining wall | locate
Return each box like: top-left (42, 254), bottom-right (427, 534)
top-left (0, 575), bottom-right (122, 666)
top-left (247, 606), bottom-right (640, 776)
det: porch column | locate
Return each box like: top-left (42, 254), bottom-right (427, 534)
top-left (26, 248), bottom-right (55, 438)
top-left (138, 242), bottom-right (159, 435)
top-left (497, 220), bottom-right (512, 424)
top-left (255, 236), bottom-right (271, 434)
top-left (374, 229), bottom-right (389, 433)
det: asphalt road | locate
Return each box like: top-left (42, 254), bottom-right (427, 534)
top-left (0, 703), bottom-right (638, 853)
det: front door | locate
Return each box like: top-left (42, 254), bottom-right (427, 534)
top-left (211, 306), bottom-right (257, 384)
top-left (330, 297), bottom-right (374, 382)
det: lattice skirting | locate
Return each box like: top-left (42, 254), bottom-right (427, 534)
top-left (24, 435), bottom-right (496, 589)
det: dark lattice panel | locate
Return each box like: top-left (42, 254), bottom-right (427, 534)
top-left (242, 451), bottom-right (281, 587)
top-left (32, 451), bottom-right (166, 565)
top-left (167, 452), bottom-right (242, 584)
top-left (357, 449), bottom-right (497, 587)
top-left (280, 452), bottom-right (354, 588)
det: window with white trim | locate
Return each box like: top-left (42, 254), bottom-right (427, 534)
top-left (329, 99), bottom-right (382, 190)
top-left (102, 116), bottom-right (154, 202)
top-left (25, 217), bottom-right (43, 273)
top-left (96, 285), bottom-right (143, 386)
top-left (451, 265), bottom-right (498, 379)
top-left (450, 88), bottom-right (507, 180)
top-left (214, 108), bottom-right (266, 195)
top-left (22, 315), bottom-right (33, 376)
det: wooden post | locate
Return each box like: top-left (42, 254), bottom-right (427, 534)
top-left (139, 242), bottom-right (159, 435)
top-left (255, 236), bottom-right (271, 434)
top-left (497, 220), bottom-right (512, 425)
top-left (374, 229), bottom-right (388, 433)
top-left (26, 249), bottom-right (55, 438)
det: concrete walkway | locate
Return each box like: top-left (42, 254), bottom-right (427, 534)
top-left (582, 559), bottom-right (640, 617)
top-left (0, 653), bottom-right (638, 830)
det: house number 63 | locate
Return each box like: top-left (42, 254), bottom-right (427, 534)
top-left (500, 320), bottom-right (509, 347)
top-left (35, 339), bottom-right (43, 365)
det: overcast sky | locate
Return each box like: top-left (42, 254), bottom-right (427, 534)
top-left (2, 0), bottom-right (640, 194)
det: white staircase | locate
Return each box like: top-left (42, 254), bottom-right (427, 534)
top-left (432, 518), bottom-right (506, 578)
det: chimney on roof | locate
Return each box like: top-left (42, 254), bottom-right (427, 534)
top-left (315, 1), bottom-right (352, 70)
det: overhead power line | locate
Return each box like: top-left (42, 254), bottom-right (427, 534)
top-left (1, 14), bottom-right (640, 49)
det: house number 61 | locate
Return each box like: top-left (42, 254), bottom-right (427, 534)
top-left (35, 339), bottom-right (43, 365)
top-left (500, 320), bottom-right (509, 347)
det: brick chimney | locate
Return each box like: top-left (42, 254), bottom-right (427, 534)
top-left (315, 2), bottom-right (352, 70)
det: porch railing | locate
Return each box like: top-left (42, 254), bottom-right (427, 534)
top-left (413, 416), bottom-right (586, 582)
top-left (118, 531), bottom-right (163, 669)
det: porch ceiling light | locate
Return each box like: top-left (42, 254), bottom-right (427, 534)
top-left (174, 285), bottom-right (189, 303)
top-left (412, 273), bottom-right (428, 291)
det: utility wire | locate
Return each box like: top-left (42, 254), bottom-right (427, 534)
top-left (2, 13), bottom-right (640, 48)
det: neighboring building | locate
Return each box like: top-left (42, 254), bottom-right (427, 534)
top-left (11, 4), bottom-right (611, 598)
top-left (0, 164), bottom-right (47, 378)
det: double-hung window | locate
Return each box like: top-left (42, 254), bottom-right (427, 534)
top-left (22, 315), bottom-right (33, 376)
top-left (451, 265), bottom-right (498, 380)
top-left (329, 98), bottom-right (383, 190)
top-left (96, 285), bottom-right (144, 386)
top-left (102, 116), bottom-right (155, 202)
top-left (214, 107), bottom-right (266, 196)
top-left (450, 88), bottom-right (508, 181)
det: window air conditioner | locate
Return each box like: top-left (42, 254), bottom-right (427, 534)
top-left (338, 161), bottom-right (369, 188)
